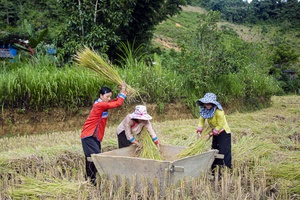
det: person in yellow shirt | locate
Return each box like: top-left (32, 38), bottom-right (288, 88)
top-left (196, 93), bottom-right (232, 175)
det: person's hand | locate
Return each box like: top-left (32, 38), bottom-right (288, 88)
top-left (197, 132), bottom-right (201, 139)
top-left (211, 129), bottom-right (218, 136)
top-left (120, 81), bottom-right (126, 93)
top-left (206, 134), bottom-right (211, 140)
top-left (196, 126), bottom-right (202, 139)
top-left (153, 139), bottom-right (159, 149)
top-left (196, 126), bottom-right (202, 133)
top-left (132, 140), bottom-right (140, 147)
top-left (156, 143), bottom-right (160, 150)
top-left (211, 132), bottom-right (217, 136)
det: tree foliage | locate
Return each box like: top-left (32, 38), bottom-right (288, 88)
top-left (188, 0), bottom-right (300, 25)
top-left (160, 10), bottom-right (281, 109)
top-left (0, 0), bottom-right (67, 56)
top-left (55, 0), bottom-right (186, 62)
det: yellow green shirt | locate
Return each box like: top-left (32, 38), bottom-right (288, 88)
top-left (198, 109), bottom-right (231, 134)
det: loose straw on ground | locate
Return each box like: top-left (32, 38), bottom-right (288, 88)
top-left (74, 46), bottom-right (137, 99)
top-left (135, 129), bottom-right (162, 160)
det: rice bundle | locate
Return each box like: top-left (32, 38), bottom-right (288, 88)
top-left (74, 46), bottom-right (137, 97)
top-left (177, 127), bottom-right (211, 158)
top-left (135, 129), bottom-right (162, 160)
top-left (177, 138), bottom-right (208, 158)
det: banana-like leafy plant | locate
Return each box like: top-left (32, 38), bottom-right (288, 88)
top-left (13, 19), bottom-right (49, 55)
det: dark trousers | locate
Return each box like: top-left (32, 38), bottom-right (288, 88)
top-left (211, 131), bottom-right (232, 174)
top-left (81, 136), bottom-right (101, 185)
top-left (118, 130), bottom-right (131, 148)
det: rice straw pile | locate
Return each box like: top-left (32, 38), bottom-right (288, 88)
top-left (74, 46), bottom-right (137, 97)
top-left (135, 129), bottom-right (162, 160)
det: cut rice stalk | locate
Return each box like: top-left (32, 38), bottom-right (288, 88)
top-left (177, 127), bottom-right (211, 158)
top-left (135, 129), bottom-right (162, 160)
top-left (74, 46), bottom-right (137, 98)
top-left (177, 139), bottom-right (208, 158)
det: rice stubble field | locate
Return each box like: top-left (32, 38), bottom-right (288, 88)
top-left (0, 95), bottom-right (299, 199)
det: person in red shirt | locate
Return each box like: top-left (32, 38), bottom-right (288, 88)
top-left (80, 81), bottom-right (127, 185)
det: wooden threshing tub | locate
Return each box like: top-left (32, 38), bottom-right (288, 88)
top-left (90, 144), bottom-right (221, 191)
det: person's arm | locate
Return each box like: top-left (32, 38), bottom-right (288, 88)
top-left (116, 81), bottom-right (127, 102)
top-left (98, 94), bottom-right (126, 111)
top-left (123, 115), bottom-right (136, 143)
top-left (196, 116), bottom-right (205, 138)
top-left (210, 110), bottom-right (226, 136)
top-left (104, 81), bottom-right (127, 108)
top-left (144, 121), bottom-right (159, 146)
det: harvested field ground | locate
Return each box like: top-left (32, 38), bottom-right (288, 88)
top-left (0, 95), bottom-right (299, 199)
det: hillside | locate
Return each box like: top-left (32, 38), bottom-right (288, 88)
top-left (154, 6), bottom-right (300, 55)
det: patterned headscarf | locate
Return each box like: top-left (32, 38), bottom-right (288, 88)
top-left (200, 106), bottom-right (217, 119)
top-left (196, 93), bottom-right (223, 119)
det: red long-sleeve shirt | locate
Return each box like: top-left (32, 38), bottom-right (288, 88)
top-left (80, 93), bottom-right (126, 142)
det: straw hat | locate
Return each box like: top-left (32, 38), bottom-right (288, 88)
top-left (130, 105), bottom-right (152, 120)
top-left (196, 93), bottom-right (223, 110)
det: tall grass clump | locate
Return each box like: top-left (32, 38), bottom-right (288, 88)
top-left (119, 52), bottom-right (185, 103)
top-left (116, 41), bottom-right (186, 104)
top-left (0, 59), bottom-right (107, 110)
top-left (237, 66), bottom-right (282, 108)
